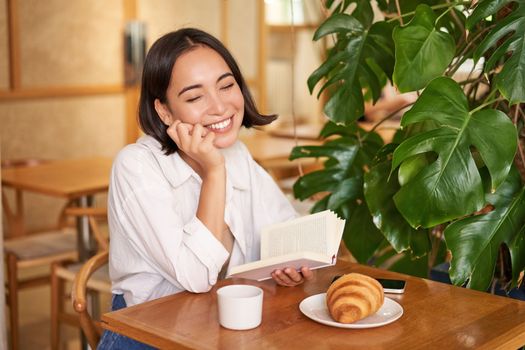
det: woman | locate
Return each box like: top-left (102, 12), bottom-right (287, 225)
top-left (98, 28), bottom-right (312, 349)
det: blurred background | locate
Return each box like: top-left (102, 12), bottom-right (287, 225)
top-left (0, 1), bottom-right (328, 348)
top-left (0, 0), bottom-right (330, 233)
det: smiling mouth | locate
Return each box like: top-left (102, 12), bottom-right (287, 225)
top-left (206, 117), bottom-right (232, 131)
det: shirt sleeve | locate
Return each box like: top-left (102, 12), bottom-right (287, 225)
top-left (109, 147), bottom-right (229, 293)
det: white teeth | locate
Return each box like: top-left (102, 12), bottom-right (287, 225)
top-left (208, 117), bottom-right (232, 130)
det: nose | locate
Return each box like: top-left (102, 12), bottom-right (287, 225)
top-left (207, 91), bottom-right (226, 116)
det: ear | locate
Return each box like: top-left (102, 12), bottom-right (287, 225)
top-left (154, 99), bottom-right (173, 126)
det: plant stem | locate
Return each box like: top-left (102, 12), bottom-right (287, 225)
top-left (482, 87), bottom-right (498, 104)
top-left (446, 0), bottom-right (466, 46)
top-left (446, 55), bottom-right (470, 78)
top-left (360, 101), bottom-right (415, 143)
top-left (469, 81), bottom-right (481, 103)
top-left (458, 75), bottom-right (486, 86)
top-left (471, 97), bottom-right (502, 114)
top-left (386, 1), bottom-right (471, 23)
top-left (435, 5), bottom-right (454, 24)
top-left (428, 225), bottom-right (444, 274)
top-left (395, 0), bottom-right (404, 25)
top-left (446, 26), bottom-right (494, 77)
top-left (366, 101), bottom-right (416, 135)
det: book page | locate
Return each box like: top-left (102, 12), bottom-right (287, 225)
top-left (261, 210), bottom-right (340, 259)
top-left (227, 211), bottom-right (346, 281)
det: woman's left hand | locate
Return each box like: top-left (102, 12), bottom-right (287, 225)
top-left (271, 266), bottom-right (314, 287)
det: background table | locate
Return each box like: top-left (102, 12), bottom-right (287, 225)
top-left (1, 156), bottom-right (112, 260)
top-left (239, 130), bottom-right (323, 181)
top-left (101, 260), bottom-right (525, 349)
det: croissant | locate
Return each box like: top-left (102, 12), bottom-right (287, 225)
top-left (326, 273), bottom-right (384, 323)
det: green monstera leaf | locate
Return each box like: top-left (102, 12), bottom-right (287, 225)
top-left (392, 77), bottom-right (517, 228)
top-left (309, 13), bottom-right (395, 124)
top-left (445, 167), bottom-right (525, 291)
top-left (290, 124), bottom-right (384, 263)
top-left (393, 4), bottom-right (455, 92)
top-left (325, 0), bottom-right (374, 28)
top-left (291, 125), bottom-right (382, 203)
top-left (466, 0), bottom-right (512, 30)
top-left (365, 148), bottom-right (431, 258)
top-left (473, 2), bottom-right (525, 104)
top-left (344, 202), bottom-right (385, 264)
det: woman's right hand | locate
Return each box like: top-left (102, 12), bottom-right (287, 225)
top-left (167, 120), bottom-right (225, 175)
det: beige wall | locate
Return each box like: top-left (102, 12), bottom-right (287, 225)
top-left (138, 0), bottom-right (221, 48)
top-left (0, 96), bottom-right (125, 230)
top-left (228, 0), bottom-right (258, 79)
top-left (18, 0), bottom-right (124, 87)
top-left (1, 1), bottom-right (128, 232)
top-left (1, 1), bottom-right (321, 230)
top-left (0, 96), bottom-right (125, 159)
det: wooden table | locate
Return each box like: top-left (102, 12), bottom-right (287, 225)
top-left (101, 260), bottom-right (525, 349)
top-left (267, 123), bottom-right (324, 141)
top-left (266, 121), bottom-right (400, 144)
top-left (1, 156), bottom-right (113, 260)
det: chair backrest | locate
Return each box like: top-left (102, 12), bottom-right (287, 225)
top-left (71, 251), bottom-right (109, 349)
top-left (63, 207), bottom-right (109, 253)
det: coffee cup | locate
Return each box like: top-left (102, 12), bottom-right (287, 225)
top-left (217, 285), bottom-right (263, 330)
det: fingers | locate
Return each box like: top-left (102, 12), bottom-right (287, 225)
top-left (165, 121), bottom-right (223, 172)
top-left (300, 267), bottom-right (314, 281)
top-left (166, 120), bottom-right (182, 146)
top-left (167, 121), bottom-right (200, 151)
top-left (271, 267), bottom-right (310, 287)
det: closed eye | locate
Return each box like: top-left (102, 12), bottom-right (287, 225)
top-left (186, 96), bottom-right (202, 103)
top-left (221, 83), bottom-right (234, 90)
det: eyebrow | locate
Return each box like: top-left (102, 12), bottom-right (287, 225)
top-left (177, 72), bottom-right (234, 97)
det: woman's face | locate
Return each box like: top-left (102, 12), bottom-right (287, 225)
top-left (156, 45), bottom-right (245, 149)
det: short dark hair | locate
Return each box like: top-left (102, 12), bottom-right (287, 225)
top-left (138, 28), bottom-right (277, 155)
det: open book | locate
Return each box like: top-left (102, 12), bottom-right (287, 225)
top-left (227, 210), bottom-right (346, 281)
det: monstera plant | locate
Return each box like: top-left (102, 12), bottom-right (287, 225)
top-left (291, 0), bottom-right (525, 293)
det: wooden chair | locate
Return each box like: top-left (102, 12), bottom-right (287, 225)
top-left (2, 159), bottom-right (78, 350)
top-left (50, 207), bottom-right (110, 350)
top-left (71, 251), bottom-right (109, 349)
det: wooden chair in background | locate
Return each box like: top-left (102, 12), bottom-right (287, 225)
top-left (50, 207), bottom-right (110, 350)
top-left (1, 159), bottom-right (78, 350)
top-left (71, 251), bottom-right (109, 349)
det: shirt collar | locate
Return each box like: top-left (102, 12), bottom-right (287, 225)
top-left (137, 135), bottom-right (250, 191)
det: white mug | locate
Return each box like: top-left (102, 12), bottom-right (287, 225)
top-left (217, 285), bottom-right (263, 330)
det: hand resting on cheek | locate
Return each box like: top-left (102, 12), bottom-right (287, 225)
top-left (167, 120), bottom-right (225, 175)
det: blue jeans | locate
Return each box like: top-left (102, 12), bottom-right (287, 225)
top-left (97, 294), bottom-right (158, 350)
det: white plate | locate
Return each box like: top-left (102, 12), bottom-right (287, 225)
top-left (299, 293), bottom-right (403, 329)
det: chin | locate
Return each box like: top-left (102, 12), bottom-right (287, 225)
top-left (213, 135), bottom-right (237, 149)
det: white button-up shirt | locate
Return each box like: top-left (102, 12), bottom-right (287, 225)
top-left (108, 135), bottom-right (297, 306)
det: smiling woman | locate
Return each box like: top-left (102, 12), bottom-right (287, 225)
top-left (97, 28), bottom-right (315, 350)
top-left (138, 28), bottom-right (276, 156)
top-left (155, 46), bottom-right (245, 151)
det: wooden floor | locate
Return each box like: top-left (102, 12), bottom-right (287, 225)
top-left (13, 284), bottom-right (80, 350)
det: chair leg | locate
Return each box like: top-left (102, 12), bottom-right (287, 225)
top-left (50, 263), bottom-right (62, 350)
top-left (6, 253), bottom-right (19, 350)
